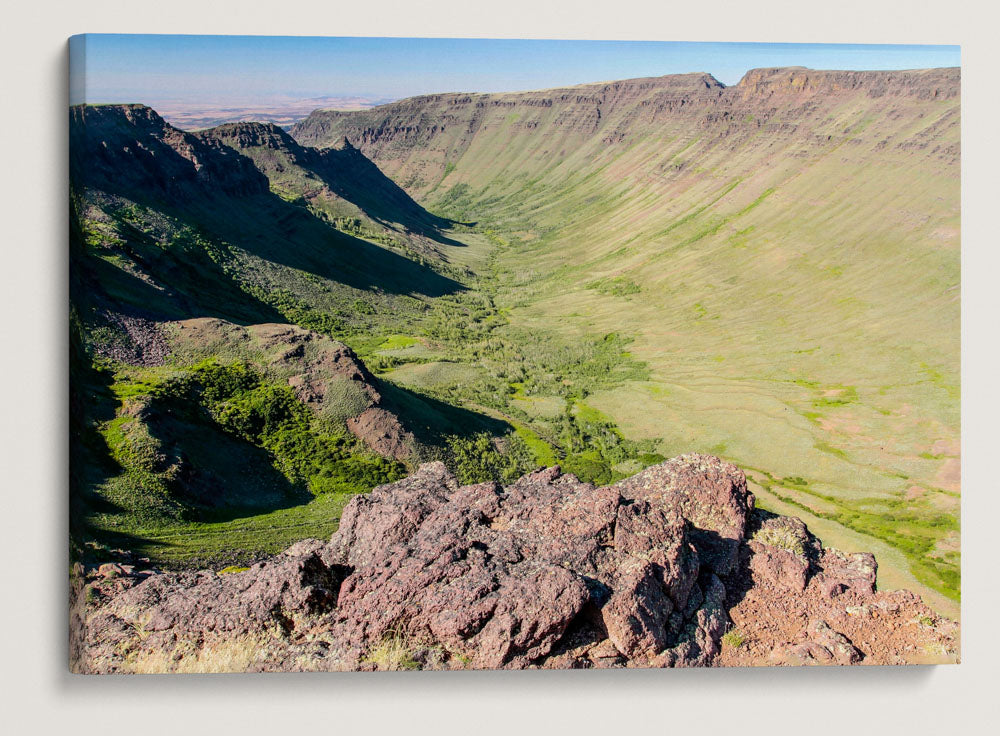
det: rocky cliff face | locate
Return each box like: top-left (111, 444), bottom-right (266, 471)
top-left (290, 67), bottom-right (960, 198)
top-left (293, 71), bottom-right (725, 148)
top-left (70, 105), bottom-right (271, 200)
top-left (70, 105), bottom-right (465, 286)
top-left (71, 454), bottom-right (958, 672)
top-left (733, 66), bottom-right (959, 100)
top-left (70, 102), bottom-right (468, 357)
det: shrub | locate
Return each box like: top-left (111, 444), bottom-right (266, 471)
top-left (637, 452), bottom-right (666, 466)
top-left (116, 360), bottom-right (405, 504)
top-left (106, 415), bottom-right (167, 474)
top-left (722, 628), bottom-right (746, 649)
top-left (561, 451), bottom-right (613, 486)
top-left (444, 432), bottom-right (534, 484)
top-left (215, 384), bottom-right (310, 443)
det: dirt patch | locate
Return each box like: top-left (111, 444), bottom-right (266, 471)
top-left (720, 574), bottom-right (959, 666)
top-left (817, 414), bottom-right (865, 436)
top-left (346, 407), bottom-right (415, 460)
top-left (931, 438), bottom-right (960, 456)
top-left (935, 458), bottom-right (961, 492)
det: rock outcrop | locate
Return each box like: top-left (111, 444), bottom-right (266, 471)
top-left (168, 318), bottom-right (416, 460)
top-left (71, 455), bottom-right (959, 673)
top-left (70, 104), bottom-right (270, 201)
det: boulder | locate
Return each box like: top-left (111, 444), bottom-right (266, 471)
top-left (613, 500), bottom-right (700, 611)
top-left (747, 542), bottom-right (810, 592)
top-left (815, 549), bottom-right (878, 598)
top-left (602, 560), bottom-right (673, 658)
top-left (613, 454), bottom-right (755, 575)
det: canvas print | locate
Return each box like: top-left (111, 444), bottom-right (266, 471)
top-left (68, 35), bottom-right (960, 672)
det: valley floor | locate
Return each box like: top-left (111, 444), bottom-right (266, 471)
top-left (367, 224), bottom-right (961, 617)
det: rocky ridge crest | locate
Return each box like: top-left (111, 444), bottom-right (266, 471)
top-left (291, 67), bottom-right (960, 175)
top-left (71, 454), bottom-right (958, 672)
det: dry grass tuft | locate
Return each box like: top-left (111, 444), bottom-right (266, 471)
top-left (753, 525), bottom-right (807, 556)
top-left (363, 628), bottom-right (422, 671)
top-left (123, 634), bottom-right (268, 674)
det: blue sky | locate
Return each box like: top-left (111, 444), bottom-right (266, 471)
top-left (70, 35), bottom-right (960, 106)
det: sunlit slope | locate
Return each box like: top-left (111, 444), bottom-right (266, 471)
top-left (294, 67), bottom-right (961, 605)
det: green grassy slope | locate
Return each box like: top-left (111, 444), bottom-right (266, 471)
top-left (69, 105), bottom-right (514, 566)
top-left (69, 105), bottom-right (471, 340)
top-left (293, 67), bottom-right (961, 611)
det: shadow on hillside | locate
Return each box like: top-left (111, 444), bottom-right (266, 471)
top-left (71, 359), bottom-right (309, 529)
top-left (70, 112), bottom-right (466, 304)
top-left (379, 380), bottom-right (512, 448)
top-left (189, 192), bottom-right (465, 298)
top-left (317, 144), bottom-right (467, 249)
top-left (69, 322), bottom-right (124, 539)
top-left (76, 184), bottom-right (466, 303)
top-left (148, 397), bottom-right (310, 517)
top-left (73, 224), bottom-right (286, 327)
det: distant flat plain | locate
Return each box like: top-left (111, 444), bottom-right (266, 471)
top-left (154, 95), bottom-right (393, 130)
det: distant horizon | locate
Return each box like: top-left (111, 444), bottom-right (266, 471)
top-left (70, 35), bottom-right (960, 108)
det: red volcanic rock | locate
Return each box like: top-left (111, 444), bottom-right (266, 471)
top-left (748, 542), bottom-right (811, 592)
top-left (498, 466), bottom-right (621, 576)
top-left (613, 500), bottom-right (700, 611)
top-left (814, 549), bottom-right (878, 598)
top-left (115, 547), bottom-right (343, 635)
top-left (602, 559), bottom-right (674, 658)
top-left (329, 461), bottom-right (459, 568)
top-left (613, 454), bottom-right (755, 575)
top-left (771, 619), bottom-right (864, 666)
top-left (71, 455), bottom-right (960, 673)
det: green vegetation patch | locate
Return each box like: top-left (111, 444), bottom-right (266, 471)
top-left (82, 358), bottom-right (406, 566)
top-left (379, 334), bottom-right (420, 351)
top-left (443, 432), bottom-right (536, 485)
top-left (164, 360), bottom-right (406, 495)
top-left (721, 628), bottom-right (746, 649)
top-left (111, 492), bottom-right (357, 568)
top-left (585, 276), bottom-right (641, 297)
top-left (316, 377), bottom-right (372, 427)
top-left (812, 385), bottom-right (859, 409)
